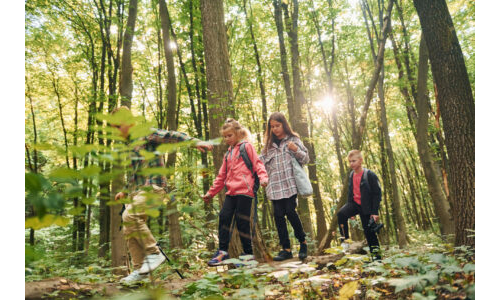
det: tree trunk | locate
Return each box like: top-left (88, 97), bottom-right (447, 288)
top-left (272, 0), bottom-right (294, 115)
top-left (414, 33), bottom-right (455, 238)
top-left (200, 0), bottom-right (238, 256)
top-left (243, 0), bottom-right (268, 131)
top-left (111, 0), bottom-right (138, 276)
top-left (118, 0), bottom-right (137, 108)
top-left (317, 1), bottom-right (394, 254)
top-left (413, 0), bottom-right (475, 248)
top-left (283, 0), bottom-right (318, 240)
top-left (159, 0), bottom-right (184, 250)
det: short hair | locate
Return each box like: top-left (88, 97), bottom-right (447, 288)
top-left (221, 118), bottom-right (250, 141)
top-left (347, 150), bottom-right (363, 159)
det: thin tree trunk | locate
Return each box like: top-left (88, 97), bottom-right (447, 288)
top-left (415, 33), bottom-right (455, 238)
top-left (317, 0), bottom-right (394, 254)
top-left (159, 0), bottom-right (183, 249)
top-left (111, 0), bottom-right (138, 276)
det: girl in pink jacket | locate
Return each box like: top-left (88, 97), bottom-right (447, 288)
top-left (203, 119), bottom-right (268, 266)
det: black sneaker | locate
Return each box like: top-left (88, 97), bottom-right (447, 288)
top-left (298, 243), bottom-right (307, 260)
top-left (273, 250), bottom-right (293, 261)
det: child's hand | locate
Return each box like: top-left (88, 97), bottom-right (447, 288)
top-left (260, 180), bottom-right (268, 188)
top-left (202, 193), bottom-right (212, 204)
top-left (196, 142), bottom-right (214, 153)
top-left (287, 142), bottom-right (298, 152)
top-left (115, 192), bottom-right (126, 201)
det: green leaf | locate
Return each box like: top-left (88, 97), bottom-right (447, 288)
top-left (145, 208), bottom-right (160, 218)
top-left (129, 122), bottom-right (155, 140)
top-left (412, 292), bottom-right (437, 300)
top-left (68, 207), bottom-right (85, 215)
top-left (49, 168), bottom-right (81, 180)
top-left (25, 173), bottom-right (42, 193)
top-left (80, 165), bottom-right (101, 177)
top-left (427, 253), bottom-right (447, 264)
top-left (463, 263), bottom-right (475, 273)
top-left (81, 197), bottom-right (96, 205)
top-left (180, 206), bottom-right (196, 214)
top-left (25, 215), bottom-right (70, 230)
top-left (395, 257), bottom-right (422, 270)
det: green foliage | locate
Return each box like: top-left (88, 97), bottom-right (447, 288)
top-left (182, 273), bottom-right (223, 300)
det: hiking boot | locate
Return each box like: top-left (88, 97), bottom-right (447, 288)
top-left (120, 270), bottom-right (147, 284)
top-left (273, 250), bottom-right (293, 261)
top-left (370, 246), bottom-right (382, 261)
top-left (138, 252), bottom-right (166, 274)
top-left (208, 250), bottom-right (229, 266)
top-left (298, 243), bottom-right (308, 260)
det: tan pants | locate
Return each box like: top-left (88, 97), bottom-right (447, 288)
top-left (122, 186), bottom-right (165, 270)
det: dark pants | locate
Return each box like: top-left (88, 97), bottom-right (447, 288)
top-left (272, 194), bottom-right (306, 249)
top-left (218, 195), bottom-right (253, 254)
top-left (337, 201), bottom-right (380, 252)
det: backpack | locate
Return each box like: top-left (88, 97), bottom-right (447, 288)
top-left (349, 168), bottom-right (371, 194)
top-left (224, 142), bottom-right (260, 200)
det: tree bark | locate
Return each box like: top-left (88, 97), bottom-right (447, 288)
top-left (414, 33), bottom-right (455, 237)
top-left (118, 0), bottom-right (137, 108)
top-left (111, 0), bottom-right (139, 276)
top-left (413, 0), bottom-right (475, 248)
top-left (159, 0), bottom-right (184, 250)
top-left (317, 1), bottom-right (394, 254)
top-left (200, 0), bottom-right (238, 256)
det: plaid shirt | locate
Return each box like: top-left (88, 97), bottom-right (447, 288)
top-left (259, 135), bottom-right (309, 200)
top-left (126, 129), bottom-right (199, 192)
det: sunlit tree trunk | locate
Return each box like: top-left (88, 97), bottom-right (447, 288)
top-left (318, 1), bottom-right (393, 254)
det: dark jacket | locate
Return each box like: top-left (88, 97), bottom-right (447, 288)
top-left (347, 168), bottom-right (382, 215)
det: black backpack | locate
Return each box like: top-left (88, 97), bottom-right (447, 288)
top-left (224, 142), bottom-right (260, 199)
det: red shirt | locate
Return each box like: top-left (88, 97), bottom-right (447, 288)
top-left (352, 170), bottom-right (363, 205)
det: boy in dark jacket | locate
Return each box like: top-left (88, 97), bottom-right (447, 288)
top-left (337, 150), bottom-right (382, 260)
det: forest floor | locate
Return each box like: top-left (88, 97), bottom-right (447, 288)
top-left (25, 239), bottom-right (475, 299)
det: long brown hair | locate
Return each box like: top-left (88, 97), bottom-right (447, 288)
top-left (263, 112), bottom-right (299, 154)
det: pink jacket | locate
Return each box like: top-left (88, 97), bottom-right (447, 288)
top-left (207, 141), bottom-right (268, 198)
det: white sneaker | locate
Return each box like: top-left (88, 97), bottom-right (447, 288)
top-left (138, 253), bottom-right (166, 274)
top-left (120, 270), bottom-right (147, 284)
top-left (341, 242), bottom-right (350, 253)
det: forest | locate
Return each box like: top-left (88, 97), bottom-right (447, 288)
top-left (25, 0), bottom-right (475, 299)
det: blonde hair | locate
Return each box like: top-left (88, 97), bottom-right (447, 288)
top-left (221, 118), bottom-right (251, 143)
top-left (347, 150), bottom-right (363, 159)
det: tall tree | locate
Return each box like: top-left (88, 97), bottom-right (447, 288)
top-left (200, 0), bottom-right (238, 256)
top-left (318, 0), bottom-right (394, 253)
top-left (159, 0), bottom-right (184, 249)
top-left (414, 33), bottom-right (454, 238)
top-left (362, 0), bottom-right (407, 248)
top-left (413, 0), bottom-right (475, 248)
top-left (111, 0), bottom-right (138, 276)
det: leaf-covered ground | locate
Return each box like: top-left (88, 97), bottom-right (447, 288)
top-left (25, 233), bottom-right (475, 300)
